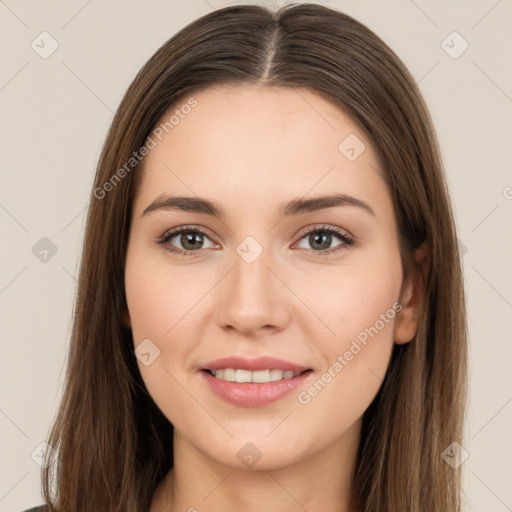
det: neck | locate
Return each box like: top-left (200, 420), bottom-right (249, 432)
top-left (150, 419), bottom-right (362, 512)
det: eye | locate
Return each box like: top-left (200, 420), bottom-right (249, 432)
top-left (157, 224), bottom-right (355, 257)
top-left (157, 226), bottom-right (217, 256)
top-left (295, 225), bottom-right (355, 254)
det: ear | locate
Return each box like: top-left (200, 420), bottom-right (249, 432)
top-left (394, 241), bottom-right (430, 345)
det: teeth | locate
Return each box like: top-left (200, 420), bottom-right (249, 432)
top-left (269, 369), bottom-right (283, 381)
top-left (222, 368), bottom-right (236, 381)
top-left (234, 369), bottom-right (252, 383)
top-left (209, 368), bottom-right (303, 383)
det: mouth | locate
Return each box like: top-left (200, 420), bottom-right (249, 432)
top-left (200, 356), bottom-right (314, 406)
top-left (200, 359), bottom-right (314, 407)
top-left (202, 368), bottom-right (312, 383)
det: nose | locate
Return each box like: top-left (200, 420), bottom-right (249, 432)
top-left (215, 246), bottom-right (291, 336)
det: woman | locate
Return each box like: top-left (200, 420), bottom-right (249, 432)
top-left (25, 3), bottom-right (467, 511)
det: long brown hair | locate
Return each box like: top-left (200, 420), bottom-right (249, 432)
top-left (42, 3), bottom-right (467, 511)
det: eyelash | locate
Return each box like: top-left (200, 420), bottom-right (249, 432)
top-left (156, 224), bottom-right (355, 257)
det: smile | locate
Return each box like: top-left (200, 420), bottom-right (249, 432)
top-left (205, 368), bottom-right (305, 383)
top-left (201, 368), bottom-right (313, 407)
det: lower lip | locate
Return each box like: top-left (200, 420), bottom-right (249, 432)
top-left (201, 370), bottom-right (313, 407)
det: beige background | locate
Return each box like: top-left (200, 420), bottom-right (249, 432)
top-left (1, 0), bottom-right (511, 510)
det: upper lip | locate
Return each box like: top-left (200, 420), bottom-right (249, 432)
top-left (202, 356), bottom-right (310, 372)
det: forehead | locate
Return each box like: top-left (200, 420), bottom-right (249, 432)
top-left (134, 85), bottom-right (390, 220)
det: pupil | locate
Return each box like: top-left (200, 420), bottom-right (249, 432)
top-left (311, 232), bottom-right (331, 250)
top-left (182, 232), bottom-right (202, 250)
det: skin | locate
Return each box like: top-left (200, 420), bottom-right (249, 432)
top-left (124, 84), bottom-right (423, 512)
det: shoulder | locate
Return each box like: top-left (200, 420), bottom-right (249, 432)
top-left (19, 507), bottom-right (47, 512)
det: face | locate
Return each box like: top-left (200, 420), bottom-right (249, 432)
top-left (124, 85), bottom-right (419, 471)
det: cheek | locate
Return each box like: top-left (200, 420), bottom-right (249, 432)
top-left (294, 249), bottom-right (403, 346)
top-left (125, 244), bottom-right (204, 344)
top-left (292, 252), bottom-right (402, 421)
top-left (124, 245), bottom-right (190, 380)
top-left (125, 248), bottom-right (201, 426)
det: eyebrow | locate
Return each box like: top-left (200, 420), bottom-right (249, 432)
top-left (142, 193), bottom-right (375, 218)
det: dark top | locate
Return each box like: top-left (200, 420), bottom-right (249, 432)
top-left (20, 508), bottom-right (45, 512)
